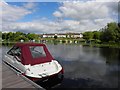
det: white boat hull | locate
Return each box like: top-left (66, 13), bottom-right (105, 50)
top-left (25, 60), bottom-right (63, 78)
top-left (3, 54), bottom-right (63, 79)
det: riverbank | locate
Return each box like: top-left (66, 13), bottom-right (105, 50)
top-left (40, 38), bottom-right (120, 48)
top-left (1, 41), bottom-right (120, 49)
top-left (90, 43), bottom-right (120, 48)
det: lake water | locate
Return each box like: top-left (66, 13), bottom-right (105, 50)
top-left (1, 44), bottom-right (120, 88)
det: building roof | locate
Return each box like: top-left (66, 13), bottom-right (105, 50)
top-left (41, 33), bottom-right (82, 36)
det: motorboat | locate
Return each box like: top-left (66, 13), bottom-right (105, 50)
top-left (3, 43), bottom-right (64, 81)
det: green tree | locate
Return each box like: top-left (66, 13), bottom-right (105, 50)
top-left (26, 33), bottom-right (39, 40)
top-left (15, 32), bottom-right (25, 37)
top-left (14, 35), bottom-right (28, 42)
top-left (54, 35), bottom-right (57, 39)
top-left (83, 31), bottom-right (93, 40)
top-left (93, 31), bottom-right (101, 40)
top-left (115, 23), bottom-right (120, 42)
top-left (100, 22), bottom-right (119, 42)
top-left (0, 31), bottom-right (2, 42)
top-left (0, 31), bottom-right (1, 38)
top-left (2, 33), bottom-right (6, 40)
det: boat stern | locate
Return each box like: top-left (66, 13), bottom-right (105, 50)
top-left (24, 60), bottom-right (63, 80)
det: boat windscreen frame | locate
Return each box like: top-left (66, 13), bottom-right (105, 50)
top-left (7, 46), bottom-right (22, 62)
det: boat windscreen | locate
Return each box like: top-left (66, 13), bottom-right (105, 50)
top-left (29, 46), bottom-right (46, 58)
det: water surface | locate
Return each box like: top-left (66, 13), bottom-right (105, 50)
top-left (1, 44), bottom-right (119, 88)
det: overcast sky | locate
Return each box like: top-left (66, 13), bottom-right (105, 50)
top-left (0, 0), bottom-right (119, 34)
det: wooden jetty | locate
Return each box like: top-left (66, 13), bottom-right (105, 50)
top-left (1, 62), bottom-right (44, 89)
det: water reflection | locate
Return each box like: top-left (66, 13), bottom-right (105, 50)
top-left (35, 74), bottom-right (64, 89)
top-left (1, 43), bottom-right (119, 88)
top-left (58, 77), bottom-right (110, 88)
top-left (99, 48), bottom-right (120, 65)
top-left (47, 44), bottom-right (119, 88)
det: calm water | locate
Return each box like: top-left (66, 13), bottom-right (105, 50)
top-left (1, 44), bottom-right (120, 88)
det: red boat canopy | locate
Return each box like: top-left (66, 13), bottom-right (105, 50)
top-left (13, 43), bottom-right (54, 65)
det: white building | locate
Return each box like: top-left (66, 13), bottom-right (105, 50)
top-left (41, 33), bottom-right (83, 38)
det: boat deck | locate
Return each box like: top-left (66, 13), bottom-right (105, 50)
top-left (1, 62), bottom-right (44, 89)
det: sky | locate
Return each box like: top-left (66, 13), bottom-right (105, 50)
top-left (0, 0), bottom-right (119, 34)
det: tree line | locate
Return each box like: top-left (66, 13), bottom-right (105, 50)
top-left (2, 32), bottom-right (39, 42)
top-left (83, 22), bottom-right (120, 44)
top-left (1, 22), bottom-right (120, 44)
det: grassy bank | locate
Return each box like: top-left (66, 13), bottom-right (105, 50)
top-left (2, 39), bottom-right (120, 48)
top-left (90, 43), bottom-right (120, 48)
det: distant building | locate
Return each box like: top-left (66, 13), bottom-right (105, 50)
top-left (66, 33), bottom-right (83, 38)
top-left (42, 34), bottom-right (55, 38)
top-left (57, 33), bottom-right (66, 38)
top-left (41, 33), bottom-right (83, 38)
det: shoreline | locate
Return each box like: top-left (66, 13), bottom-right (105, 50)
top-left (1, 41), bottom-right (120, 48)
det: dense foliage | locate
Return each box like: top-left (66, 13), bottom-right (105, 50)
top-left (0, 31), bottom-right (1, 38)
top-left (83, 22), bottom-right (120, 43)
top-left (1, 22), bottom-right (120, 44)
top-left (100, 22), bottom-right (120, 43)
top-left (2, 32), bottom-right (39, 42)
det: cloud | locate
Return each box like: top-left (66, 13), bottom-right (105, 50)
top-left (54, 1), bottom-right (118, 20)
top-left (2, 20), bottom-right (81, 33)
top-left (53, 11), bottom-right (63, 18)
top-left (3, 18), bottom-right (113, 34)
top-left (23, 2), bottom-right (37, 9)
top-left (52, 1), bottom-right (117, 32)
top-left (1, 1), bottom-right (118, 33)
top-left (95, 0), bottom-right (119, 2)
top-left (1, 2), bottom-right (34, 22)
top-left (1, 1), bottom-right (37, 32)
